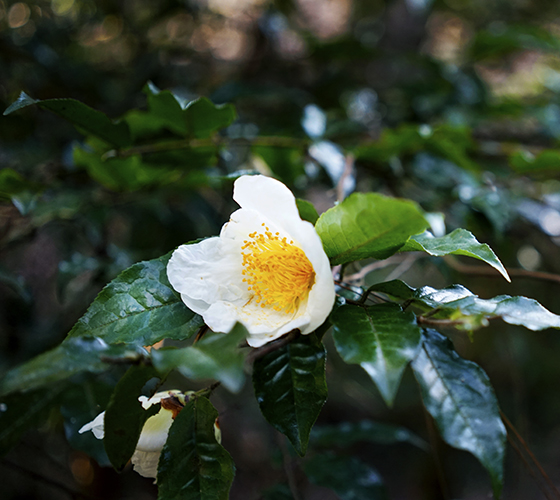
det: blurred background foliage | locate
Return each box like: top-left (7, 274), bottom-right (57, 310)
top-left (3, 0), bottom-right (560, 498)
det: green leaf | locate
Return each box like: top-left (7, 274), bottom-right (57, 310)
top-left (331, 303), bottom-right (422, 406)
top-left (252, 334), bottom-right (327, 456)
top-left (510, 149), bottom-right (560, 175)
top-left (4, 92), bottom-right (131, 148)
top-left (0, 385), bottom-right (66, 455)
top-left (315, 192), bottom-right (429, 265)
top-left (104, 365), bottom-right (161, 471)
top-left (151, 324), bottom-right (248, 393)
top-left (67, 252), bottom-right (204, 346)
top-left (310, 420), bottom-right (428, 451)
top-left (296, 198), bottom-right (319, 225)
top-left (73, 147), bottom-right (181, 191)
top-left (0, 169), bottom-right (40, 198)
top-left (370, 280), bottom-right (560, 332)
top-left (304, 454), bottom-right (388, 500)
top-left (0, 337), bottom-right (146, 397)
top-left (411, 329), bottom-right (506, 498)
top-left (401, 229), bottom-right (510, 281)
top-left (157, 397), bottom-right (234, 500)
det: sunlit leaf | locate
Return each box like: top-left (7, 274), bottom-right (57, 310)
top-left (157, 397), bottom-right (234, 500)
top-left (253, 334), bottom-right (327, 456)
top-left (151, 325), bottom-right (247, 393)
top-left (304, 454), bottom-right (388, 500)
top-left (401, 229), bottom-right (510, 281)
top-left (66, 252), bottom-right (204, 346)
top-left (331, 303), bottom-right (422, 406)
top-left (296, 198), bottom-right (319, 224)
top-left (315, 192), bottom-right (429, 265)
top-left (411, 329), bottom-right (506, 498)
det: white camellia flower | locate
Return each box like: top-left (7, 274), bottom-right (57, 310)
top-left (167, 175), bottom-right (335, 348)
top-left (79, 390), bottom-right (187, 479)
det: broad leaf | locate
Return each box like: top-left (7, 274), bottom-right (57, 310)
top-left (411, 329), bottom-right (506, 498)
top-left (331, 303), bottom-right (422, 406)
top-left (157, 397), bottom-right (234, 500)
top-left (0, 385), bottom-right (66, 455)
top-left (370, 281), bottom-right (560, 332)
top-left (252, 334), bottom-right (327, 456)
top-left (304, 454), bottom-right (388, 500)
top-left (4, 92), bottom-right (131, 148)
top-left (401, 229), bottom-right (510, 281)
top-left (104, 365), bottom-right (161, 471)
top-left (315, 192), bottom-right (429, 265)
top-left (310, 420), bottom-right (428, 451)
top-left (0, 337), bottom-right (146, 397)
top-left (151, 324), bottom-right (248, 393)
top-left (66, 253), bottom-right (204, 346)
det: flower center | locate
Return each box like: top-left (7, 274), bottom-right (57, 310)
top-left (241, 224), bottom-right (315, 314)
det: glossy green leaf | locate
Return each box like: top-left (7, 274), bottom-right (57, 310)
top-left (104, 365), bottom-right (161, 471)
top-left (370, 280), bottom-right (560, 332)
top-left (296, 198), bottom-right (319, 225)
top-left (252, 334), bottom-right (327, 456)
top-left (66, 252), bottom-right (204, 346)
top-left (157, 396), bottom-right (234, 500)
top-left (310, 420), bottom-right (428, 451)
top-left (331, 303), bottom-right (422, 406)
top-left (151, 325), bottom-right (247, 393)
top-left (412, 329), bottom-right (506, 498)
top-left (304, 454), bottom-right (388, 500)
top-left (315, 192), bottom-right (429, 265)
top-left (4, 92), bottom-right (131, 148)
top-left (401, 229), bottom-right (510, 281)
top-left (0, 385), bottom-right (66, 455)
top-left (0, 337), bottom-right (147, 397)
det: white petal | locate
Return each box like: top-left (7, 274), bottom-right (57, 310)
top-left (78, 412), bottom-right (105, 440)
top-left (136, 408), bottom-right (174, 452)
top-left (131, 450), bottom-right (161, 479)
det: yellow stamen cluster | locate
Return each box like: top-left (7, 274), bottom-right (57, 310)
top-left (242, 224), bottom-right (315, 313)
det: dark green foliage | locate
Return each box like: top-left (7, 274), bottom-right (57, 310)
top-left (253, 334), bottom-right (327, 456)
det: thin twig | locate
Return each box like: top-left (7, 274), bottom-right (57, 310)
top-left (342, 255), bottom-right (411, 283)
top-left (116, 136), bottom-right (310, 159)
top-left (246, 330), bottom-right (300, 364)
top-left (277, 433), bottom-right (303, 500)
top-left (336, 154), bottom-right (355, 203)
top-left (501, 411), bottom-right (560, 499)
top-left (385, 253), bottom-right (419, 281)
top-left (444, 256), bottom-right (560, 285)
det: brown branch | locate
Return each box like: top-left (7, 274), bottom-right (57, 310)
top-left (245, 329), bottom-right (300, 364)
top-left (444, 256), bottom-right (560, 285)
top-left (115, 136), bottom-right (310, 159)
top-left (501, 411), bottom-right (560, 499)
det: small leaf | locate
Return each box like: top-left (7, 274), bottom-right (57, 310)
top-left (157, 397), bottom-right (234, 500)
top-left (402, 229), bottom-right (510, 281)
top-left (310, 420), bottom-right (428, 451)
top-left (315, 192), bottom-right (429, 265)
top-left (304, 454), bottom-right (388, 500)
top-left (4, 92), bottom-right (131, 148)
top-left (331, 303), bottom-right (422, 406)
top-left (184, 97), bottom-right (237, 139)
top-left (151, 324), bottom-right (248, 393)
top-left (296, 198), bottom-right (319, 225)
top-left (0, 169), bottom-right (40, 198)
top-left (253, 334), bottom-right (327, 456)
top-left (67, 252), bottom-right (204, 346)
top-left (0, 385), bottom-right (66, 455)
top-left (0, 337), bottom-right (146, 397)
top-left (104, 365), bottom-right (161, 471)
top-left (411, 329), bottom-right (506, 498)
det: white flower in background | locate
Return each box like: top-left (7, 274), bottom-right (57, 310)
top-left (79, 390), bottom-right (187, 479)
top-left (167, 175), bottom-right (335, 348)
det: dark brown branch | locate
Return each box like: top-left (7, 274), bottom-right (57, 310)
top-left (245, 329), bottom-right (300, 364)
